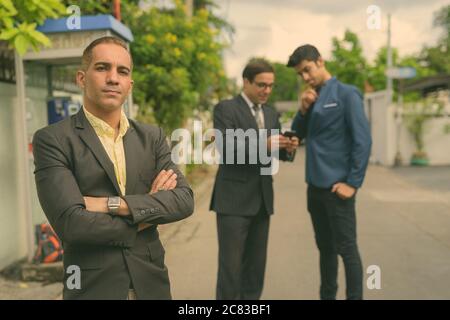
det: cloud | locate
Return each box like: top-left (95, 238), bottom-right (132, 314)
top-left (215, 0), bottom-right (450, 81)
top-left (218, 0), bottom-right (447, 15)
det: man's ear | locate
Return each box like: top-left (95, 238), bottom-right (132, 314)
top-left (76, 70), bottom-right (85, 89)
top-left (125, 79), bottom-right (134, 96)
top-left (316, 57), bottom-right (325, 68)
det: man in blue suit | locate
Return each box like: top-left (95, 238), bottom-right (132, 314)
top-left (288, 44), bottom-right (372, 300)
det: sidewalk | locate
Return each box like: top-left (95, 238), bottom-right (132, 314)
top-left (163, 148), bottom-right (450, 299)
top-left (0, 166), bottom-right (215, 300)
top-left (0, 276), bottom-right (62, 300)
top-left (2, 149), bottom-right (449, 299)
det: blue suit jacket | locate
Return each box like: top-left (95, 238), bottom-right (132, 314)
top-left (291, 77), bottom-right (372, 189)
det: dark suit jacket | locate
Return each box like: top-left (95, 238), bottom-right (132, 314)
top-left (32, 109), bottom-right (194, 300)
top-left (209, 95), bottom-right (290, 216)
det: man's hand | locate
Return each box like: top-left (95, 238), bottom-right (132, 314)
top-left (84, 169), bottom-right (179, 232)
top-left (267, 134), bottom-right (290, 152)
top-left (138, 223), bottom-right (152, 232)
top-left (331, 182), bottom-right (356, 200)
top-left (150, 169), bottom-right (178, 194)
top-left (300, 88), bottom-right (318, 115)
top-left (138, 169), bottom-right (179, 232)
top-left (286, 137), bottom-right (300, 154)
top-left (84, 196), bottom-right (108, 213)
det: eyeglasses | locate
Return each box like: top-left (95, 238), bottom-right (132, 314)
top-left (253, 82), bottom-right (274, 90)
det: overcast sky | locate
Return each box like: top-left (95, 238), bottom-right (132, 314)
top-left (213, 0), bottom-right (450, 82)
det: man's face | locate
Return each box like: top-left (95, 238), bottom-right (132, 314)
top-left (243, 72), bottom-right (275, 105)
top-left (77, 43), bottom-right (133, 112)
top-left (294, 58), bottom-right (325, 88)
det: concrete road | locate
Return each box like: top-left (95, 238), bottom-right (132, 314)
top-left (162, 148), bottom-right (450, 300)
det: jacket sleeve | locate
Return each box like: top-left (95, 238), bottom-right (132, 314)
top-left (274, 112), bottom-right (295, 162)
top-left (122, 127), bottom-right (194, 225)
top-left (33, 129), bottom-right (138, 248)
top-left (291, 110), bottom-right (308, 139)
top-left (343, 88), bottom-right (372, 188)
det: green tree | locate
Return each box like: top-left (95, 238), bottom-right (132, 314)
top-left (66, 0), bottom-right (232, 133)
top-left (268, 62), bottom-right (298, 104)
top-left (61, 0), bottom-right (109, 14)
top-left (327, 29), bottom-right (367, 92)
top-left (123, 0), bottom-right (230, 133)
top-left (420, 5), bottom-right (450, 74)
top-left (0, 0), bottom-right (66, 55)
top-left (193, 0), bottom-right (234, 36)
top-left (367, 46), bottom-right (399, 91)
top-left (60, 0), bottom-right (141, 15)
top-left (367, 46), bottom-right (435, 101)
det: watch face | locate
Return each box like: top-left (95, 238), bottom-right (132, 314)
top-left (108, 197), bottom-right (120, 207)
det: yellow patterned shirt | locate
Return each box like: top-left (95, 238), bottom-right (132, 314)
top-left (83, 106), bottom-right (129, 195)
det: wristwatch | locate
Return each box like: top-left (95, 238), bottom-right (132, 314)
top-left (107, 196), bottom-right (121, 214)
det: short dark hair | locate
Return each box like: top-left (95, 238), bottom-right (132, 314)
top-left (81, 36), bottom-right (133, 71)
top-left (286, 44), bottom-right (321, 67)
top-left (242, 58), bottom-right (274, 82)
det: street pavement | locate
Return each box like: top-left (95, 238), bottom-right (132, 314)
top-left (2, 148), bottom-right (449, 299)
top-left (162, 148), bottom-right (450, 300)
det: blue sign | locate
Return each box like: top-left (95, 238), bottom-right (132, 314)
top-left (385, 67), bottom-right (417, 79)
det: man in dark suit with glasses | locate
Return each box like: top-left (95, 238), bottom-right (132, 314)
top-left (210, 58), bottom-right (299, 300)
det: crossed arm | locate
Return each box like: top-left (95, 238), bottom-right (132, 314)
top-left (33, 127), bottom-right (194, 248)
top-left (83, 169), bottom-right (178, 231)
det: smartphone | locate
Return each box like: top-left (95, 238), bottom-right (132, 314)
top-left (282, 130), bottom-right (297, 138)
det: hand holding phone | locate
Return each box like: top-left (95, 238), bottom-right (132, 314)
top-left (282, 130), bottom-right (296, 138)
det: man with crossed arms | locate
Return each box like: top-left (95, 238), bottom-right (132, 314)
top-left (33, 36), bottom-right (194, 300)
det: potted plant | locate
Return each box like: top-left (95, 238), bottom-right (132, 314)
top-left (402, 97), bottom-right (443, 166)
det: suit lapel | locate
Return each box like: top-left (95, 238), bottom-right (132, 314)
top-left (75, 109), bottom-right (122, 196)
top-left (123, 124), bottom-right (139, 196)
top-left (262, 105), bottom-right (275, 130)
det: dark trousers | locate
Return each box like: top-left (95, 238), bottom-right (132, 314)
top-left (216, 204), bottom-right (270, 300)
top-left (307, 185), bottom-right (363, 300)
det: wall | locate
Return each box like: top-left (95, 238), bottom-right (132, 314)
top-left (0, 82), bottom-right (24, 270)
top-left (0, 61), bottom-right (81, 269)
top-left (365, 91), bottom-right (450, 166)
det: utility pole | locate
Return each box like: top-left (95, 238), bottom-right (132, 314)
top-left (386, 13), bottom-right (393, 104)
top-left (387, 14), bottom-right (403, 166)
top-left (186, 0), bottom-right (193, 19)
top-left (14, 51), bottom-right (35, 262)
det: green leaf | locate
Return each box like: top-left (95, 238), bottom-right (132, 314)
top-left (3, 17), bottom-right (14, 29)
top-left (17, 22), bottom-right (27, 31)
top-left (27, 29), bottom-right (50, 46)
top-left (14, 33), bottom-right (29, 55)
top-left (0, 0), bottom-right (17, 15)
top-left (25, 22), bottom-right (37, 32)
top-left (0, 27), bottom-right (19, 40)
top-left (36, 1), bottom-right (54, 17)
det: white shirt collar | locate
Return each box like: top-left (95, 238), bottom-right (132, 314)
top-left (241, 92), bottom-right (261, 110)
